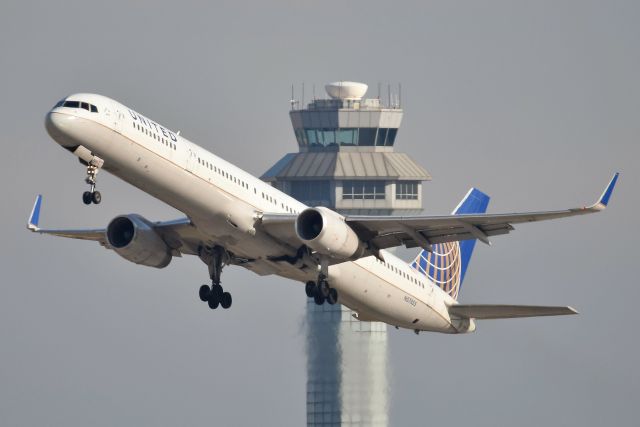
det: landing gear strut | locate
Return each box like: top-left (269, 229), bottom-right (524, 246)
top-left (198, 246), bottom-right (232, 310)
top-left (82, 163), bottom-right (101, 205)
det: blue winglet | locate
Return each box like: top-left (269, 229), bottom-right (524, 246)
top-left (28, 195), bottom-right (42, 230)
top-left (598, 172), bottom-right (619, 207)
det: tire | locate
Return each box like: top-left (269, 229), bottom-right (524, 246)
top-left (82, 191), bottom-right (92, 205)
top-left (305, 281), bottom-right (315, 298)
top-left (208, 293), bottom-right (220, 309)
top-left (314, 293), bottom-right (325, 305)
top-left (199, 285), bottom-right (211, 302)
top-left (212, 284), bottom-right (224, 301)
top-left (319, 280), bottom-right (330, 298)
top-left (91, 191), bottom-right (102, 204)
top-left (220, 292), bottom-right (232, 309)
top-left (327, 288), bottom-right (338, 305)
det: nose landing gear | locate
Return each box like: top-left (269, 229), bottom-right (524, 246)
top-left (81, 159), bottom-right (102, 205)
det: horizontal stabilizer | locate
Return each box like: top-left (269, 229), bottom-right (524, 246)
top-left (449, 304), bottom-right (578, 320)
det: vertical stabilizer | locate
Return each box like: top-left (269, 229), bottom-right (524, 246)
top-left (410, 188), bottom-right (490, 300)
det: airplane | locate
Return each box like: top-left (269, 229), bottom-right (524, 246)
top-left (27, 93), bottom-right (619, 334)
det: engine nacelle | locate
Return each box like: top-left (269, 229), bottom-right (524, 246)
top-left (295, 207), bottom-right (364, 260)
top-left (106, 214), bottom-right (172, 268)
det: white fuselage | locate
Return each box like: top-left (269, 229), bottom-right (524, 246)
top-left (45, 93), bottom-right (473, 334)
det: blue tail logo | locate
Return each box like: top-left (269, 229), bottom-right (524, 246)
top-left (410, 188), bottom-right (490, 300)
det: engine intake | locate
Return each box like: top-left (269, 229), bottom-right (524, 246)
top-left (295, 207), bottom-right (364, 260)
top-left (106, 214), bottom-right (172, 268)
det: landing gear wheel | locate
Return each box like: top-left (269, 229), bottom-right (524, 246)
top-left (211, 284), bottom-right (224, 301)
top-left (305, 281), bottom-right (316, 298)
top-left (220, 292), bottom-right (232, 309)
top-left (91, 191), bottom-right (102, 204)
top-left (82, 191), bottom-right (92, 205)
top-left (199, 285), bottom-right (211, 302)
top-left (314, 292), bottom-right (325, 305)
top-left (327, 288), bottom-right (338, 305)
top-left (199, 246), bottom-right (233, 310)
top-left (318, 280), bottom-right (330, 298)
top-left (208, 292), bottom-right (220, 309)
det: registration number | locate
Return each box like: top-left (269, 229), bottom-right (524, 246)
top-left (404, 296), bottom-right (417, 307)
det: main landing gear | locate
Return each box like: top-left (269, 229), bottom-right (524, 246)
top-left (198, 246), bottom-right (232, 310)
top-left (305, 274), bottom-right (338, 306)
top-left (82, 163), bottom-right (102, 205)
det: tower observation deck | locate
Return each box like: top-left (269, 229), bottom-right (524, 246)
top-left (262, 81), bottom-right (431, 426)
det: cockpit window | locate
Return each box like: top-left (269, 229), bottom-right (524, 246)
top-left (54, 100), bottom-right (65, 108)
top-left (61, 100), bottom-right (99, 113)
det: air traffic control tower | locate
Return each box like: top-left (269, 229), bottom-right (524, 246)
top-left (262, 82), bottom-right (431, 426)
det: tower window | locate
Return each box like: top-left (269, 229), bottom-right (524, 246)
top-left (396, 182), bottom-right (419, 200)
top-left (342, 181), bottom-right (385, 200)
top-left (358, 129), bottom-right (376, 146)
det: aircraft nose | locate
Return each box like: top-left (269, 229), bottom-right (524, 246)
top-left (45, 111), bottom-right (73, 138)
top-left (45, 111), bottom-right (84, 149)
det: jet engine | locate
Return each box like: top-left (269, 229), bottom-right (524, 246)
top-left (106, 214), bottom-right (172, 268)
top-left (295, 207), bottom-right (365, 260)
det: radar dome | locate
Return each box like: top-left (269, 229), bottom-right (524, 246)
top-left (325, 81), bottom-right (368, 100)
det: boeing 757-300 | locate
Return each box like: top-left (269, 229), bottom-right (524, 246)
top-left (27, 94), bottom-right (618, 334)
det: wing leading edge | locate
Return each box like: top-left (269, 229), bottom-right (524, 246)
top-left (346, 172), bottom-right (619, 252)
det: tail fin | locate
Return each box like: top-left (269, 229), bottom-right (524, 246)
top-left (410, 188), bottom-right (490, 300)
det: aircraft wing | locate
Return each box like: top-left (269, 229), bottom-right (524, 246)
top-left (345, 173), bottom-right (619, 252)
top-left (260, 173), bottom-right (618, 255)
top-left (27, 194), bottom-right (197, 254)
top-left (449, 304), bottom-right (578, 319)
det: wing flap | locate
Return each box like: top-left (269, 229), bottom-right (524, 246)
top-left (449, 304), bottom-right (578, 320)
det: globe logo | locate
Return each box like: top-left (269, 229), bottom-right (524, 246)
top-left (411, 242), bottom-right (462, 300)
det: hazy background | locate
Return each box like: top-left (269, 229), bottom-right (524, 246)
top-left (1, 1), bottom-right (638, 425)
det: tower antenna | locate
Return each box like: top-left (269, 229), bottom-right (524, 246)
top-left (290, 84), bottom-right (296, 110)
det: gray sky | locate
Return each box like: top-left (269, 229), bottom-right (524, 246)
top-left (1, 1), bottom-right (638, 425)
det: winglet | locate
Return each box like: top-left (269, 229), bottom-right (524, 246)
top-left (590, 173), bottom-right (619, 211)
top-left (27, 195), bottom-right (42, 231)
